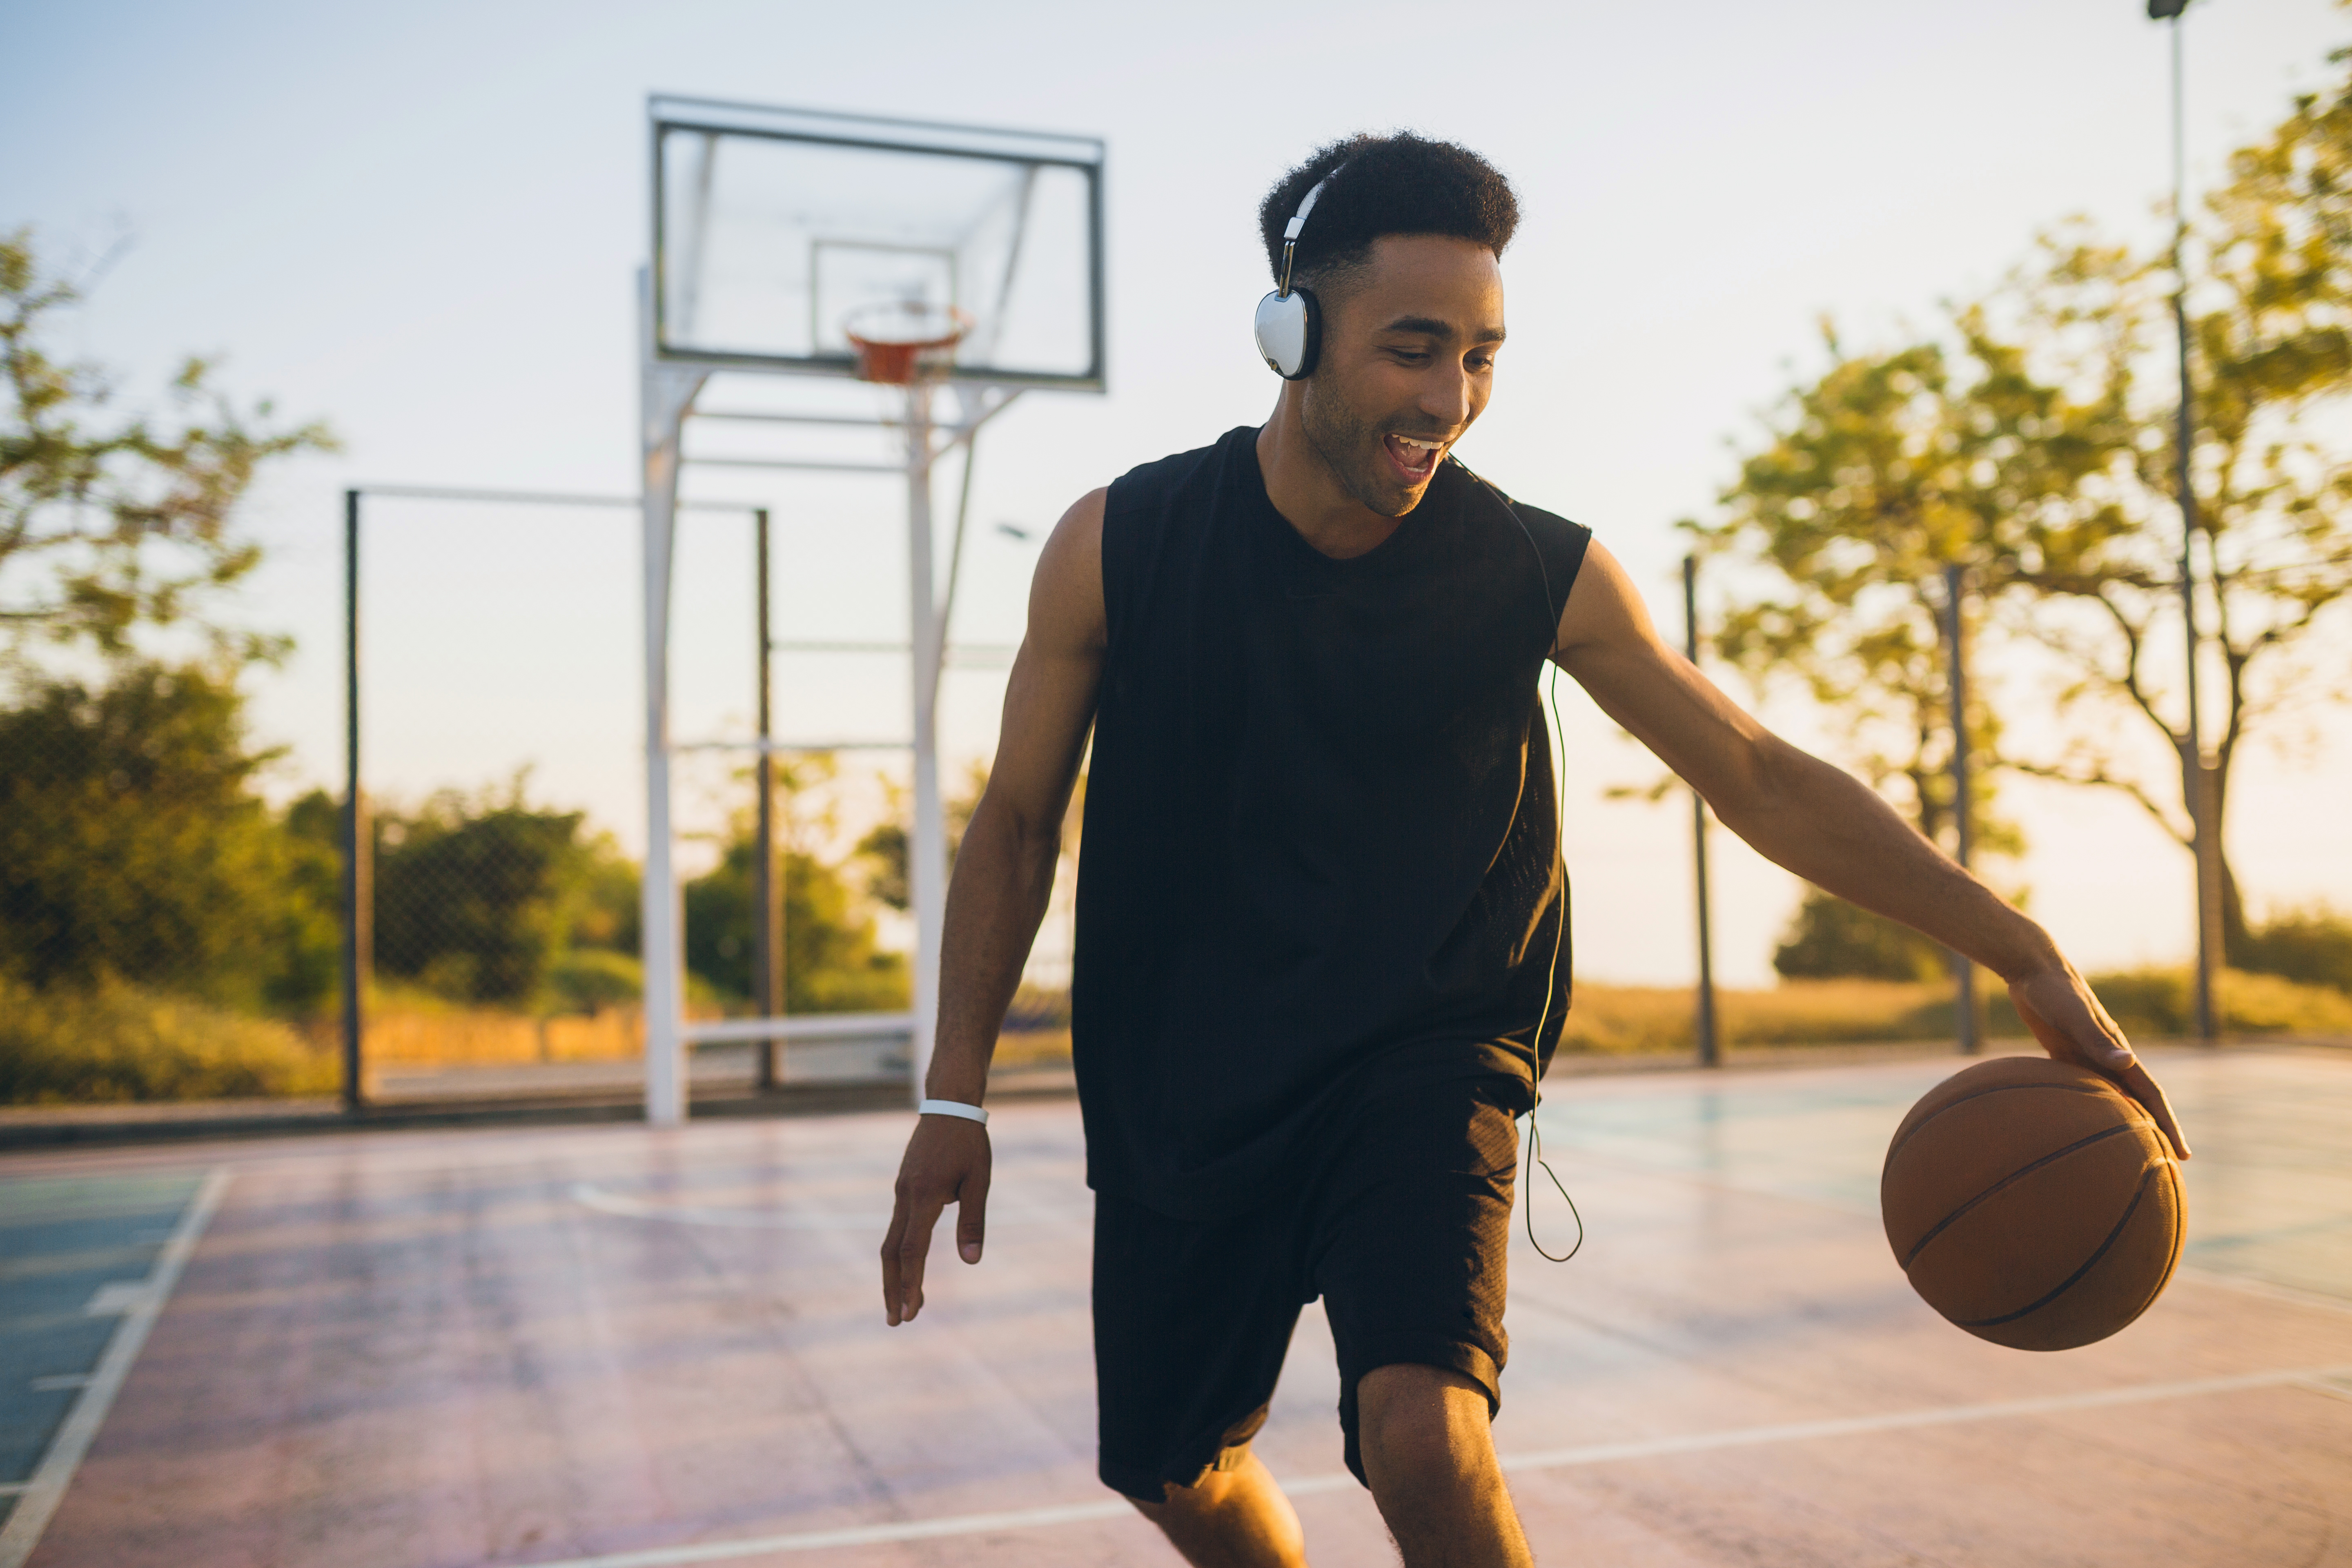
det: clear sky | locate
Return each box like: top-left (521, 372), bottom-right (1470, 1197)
top-left (8, 0), bottom-right (2349, 987)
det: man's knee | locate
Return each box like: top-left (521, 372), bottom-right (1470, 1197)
top-left (1128, 1466), bottom-right (1225, 1520)
top-left (1356, 1363), bottom-right (1499, 1496)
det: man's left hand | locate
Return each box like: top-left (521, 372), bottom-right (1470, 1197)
top-left (2008, 965), bottom-right (2191, 1161)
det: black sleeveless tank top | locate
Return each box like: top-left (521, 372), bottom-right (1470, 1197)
top-left (1072, 425), bottom-right (1592, 1219)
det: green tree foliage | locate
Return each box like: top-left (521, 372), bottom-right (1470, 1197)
top-left (685, 833), bottom-right (909, 1013)
top-left (1773, 886), bottom-right (1948, 983)
top-left (1995, 212), bottom-right (2352, 948)
top-left (854, 761), bottom-right (991, 912)
top-left (1, 230), bottom-right (334, 659)
top-left (1702, 50), bottom-right (2352, 956)
top-left (370, 782), bottom-right (636, 1007)
top-left (1688, 327), bottom-right (2043, 860)
top-left (0, 661), bottom-right (336, 1009)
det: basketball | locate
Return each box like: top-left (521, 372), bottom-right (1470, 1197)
top-left (1881, 1056), bottom-right (2185, 1352)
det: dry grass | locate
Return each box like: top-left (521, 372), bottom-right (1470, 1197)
top-left (354, 992), bottom-right (646, 1069)
top-left (1558, 978), bottom-right (2018, 1056)
top-left (14, 963), bottom-right (2341, 1107)
top-left (982, 969), bottom-right (2352, 1074)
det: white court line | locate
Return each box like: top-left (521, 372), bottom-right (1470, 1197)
top-left (571, 1182), bottom-right (886, 1231)
top-left (503, 1360), bottom-right (2352, 1567)
top-left (570, 1181), bottom-right (1084, 1232)
top-left (0, 1169), bottom-right (231, 1568)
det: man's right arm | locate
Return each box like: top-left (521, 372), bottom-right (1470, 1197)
top-left (880, 486), bottom-right (1108, 1327)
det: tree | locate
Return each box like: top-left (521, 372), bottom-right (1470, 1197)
top-left (854, 760), bottom-right (992, 913)
top-left (370, 781), bottom-right (633, 1007)
top-left (685, 833), bottom-right (909, 1013)
top-left (0, 661), bottom-right (336, 1009)
top-left (1996, 185), bottom-right (2352, 947)
top-left (1690, 329), bottom-right (2048, 863)
top-left (1, 229), bottom-right (333, 661)
top-left (1701, 50), bottom-right (2352, 958)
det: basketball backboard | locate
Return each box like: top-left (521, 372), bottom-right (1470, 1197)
top-left (650, 96), bottom-right (1105, 390)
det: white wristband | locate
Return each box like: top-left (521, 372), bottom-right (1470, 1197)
top-left (918, 1098), bottom-right (989, 1126)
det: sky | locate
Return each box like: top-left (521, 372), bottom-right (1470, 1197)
top-left (7, 0), bottom-right (2350, 987)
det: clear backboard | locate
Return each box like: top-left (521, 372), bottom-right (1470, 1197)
top-left (650, 96), bottom-right (1105, 390)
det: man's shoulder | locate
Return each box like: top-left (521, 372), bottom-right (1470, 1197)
top-left (1105, 426), bottom-right (1256, 517)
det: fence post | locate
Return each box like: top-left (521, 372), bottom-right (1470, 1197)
top-left (753, 507), bottom-right (782, 1091)
top-left (341, 489), bottom-right (366, 1112)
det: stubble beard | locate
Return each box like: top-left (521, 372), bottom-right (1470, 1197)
top-left (1299, 374), bottom-right (1419, 519)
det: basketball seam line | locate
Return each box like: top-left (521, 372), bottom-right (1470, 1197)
top-left (1897, 1122), bottom-right (2138, 1270)
top-left (1957, 1163), bottom-right (2159, 1330)
top-left (1885, 1081), bottom-right (2130, 1165)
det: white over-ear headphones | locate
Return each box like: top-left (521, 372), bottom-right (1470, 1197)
top-left (1253, 166), bottom-right (1343, 380)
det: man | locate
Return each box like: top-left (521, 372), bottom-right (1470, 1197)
top-left (880, 132), bottom-right (2189, 1568)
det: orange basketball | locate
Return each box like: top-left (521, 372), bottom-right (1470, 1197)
top-left (1881, 1056), bottom-right (2184, 1352)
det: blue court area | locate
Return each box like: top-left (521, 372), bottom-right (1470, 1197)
top-left (0, 1172), bottom-right (203, 1533)
top-left (0, 1045), bottom-right (2344, 1567)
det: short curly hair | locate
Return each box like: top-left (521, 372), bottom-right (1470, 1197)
top-left (1258, 132), bottom-right (1519, 295)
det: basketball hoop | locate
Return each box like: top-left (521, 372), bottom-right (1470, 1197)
top-left (842, 301), bottom-right (971, 385)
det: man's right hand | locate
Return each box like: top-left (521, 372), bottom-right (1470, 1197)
top-left (880, 1114), bottom-right (993, 1326)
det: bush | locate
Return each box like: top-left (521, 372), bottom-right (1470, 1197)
top-left (549, 949), bottom-right (643, 1015)
top-left (1772, 888), bottom-right (1948, 982)
top-left (0, 975), bottom-right (337, 1103)
top-left (2086, 966), bottom-right (2352, 1038)
top-left (2234, 906), bottom-right (2352, 995)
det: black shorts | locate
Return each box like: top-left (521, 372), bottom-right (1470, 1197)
top-left (1091, 1076), bottom-right (1521, 1500)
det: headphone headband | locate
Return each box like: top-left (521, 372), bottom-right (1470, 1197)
top-left (1274, 166), bottom-right (1342, 298)
top-left (1255, 160), bottom-right (1348, 380)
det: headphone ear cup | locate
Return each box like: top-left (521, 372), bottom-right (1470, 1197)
top-left (1288, 287), bottom-right (1321, 381)
top-left (1253, 287), bottom-right (1323, 380)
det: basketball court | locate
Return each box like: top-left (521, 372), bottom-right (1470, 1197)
top-left (3, 1043), bottom-right (2348, 1567)
top-left (9, 91), bottom-right (2347, 1568)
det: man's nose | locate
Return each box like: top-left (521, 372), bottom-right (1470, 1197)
top-left (1420, 363), bottom-right (1473, 431)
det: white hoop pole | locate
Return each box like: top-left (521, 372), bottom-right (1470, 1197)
top-left (639, 267), bottom-right (706, 1127)
top-left (906, 383), bottom-right (947, 1106)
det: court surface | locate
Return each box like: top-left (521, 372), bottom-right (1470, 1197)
top-left (3, 1044), bottom-right (2349, 1567)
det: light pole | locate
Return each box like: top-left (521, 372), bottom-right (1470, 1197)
top-left (2149, 0), bottom-right (2221, 1043)
top-left (1944, 564), bottom-right (1980, 1056)
top-left (1684, 555), bottom-right (1720, 1069)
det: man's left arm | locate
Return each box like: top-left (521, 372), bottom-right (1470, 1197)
top-left (1554, 541), bottom-right (2189, 1159)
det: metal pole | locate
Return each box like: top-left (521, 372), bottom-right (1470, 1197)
top-left (906, 384), bottom-right (947, 1105)
top-left (1945, 564), bottom-right (1980, 1056)
top-left (639, 269), bottom-right (703, 1127)
top-left (2169, 12), bottom-right (2220, 1044)
top-left (753, 507), bottom-right (782, 1091)
top-left (1684, 556), bottom-right (1719, 1069)
top-left (341, 489), bottom-right (365, 1113)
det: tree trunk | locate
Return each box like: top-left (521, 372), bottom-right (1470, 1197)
top-left (2215, 753), bottom-right (2250, 960)
top-left (2190, 735), bottom-right (2252, 960)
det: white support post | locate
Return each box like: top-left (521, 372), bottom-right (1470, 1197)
top-left (906, 384), bottom-right (947, 1105)
top-left (639, 267), bottom-right (706, 1128)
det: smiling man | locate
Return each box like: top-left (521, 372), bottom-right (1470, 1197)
top-left (879, 133), bottom-right (2189, 1568)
